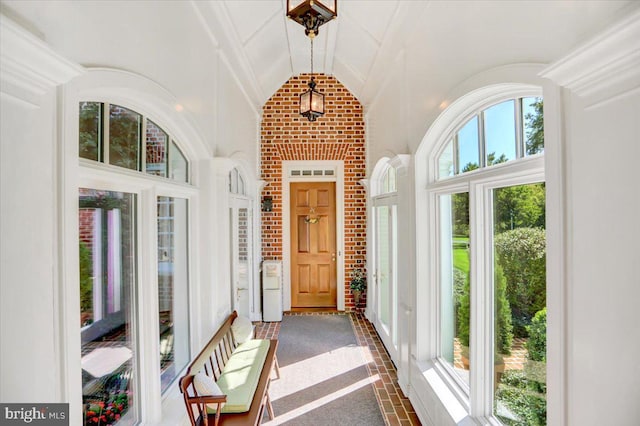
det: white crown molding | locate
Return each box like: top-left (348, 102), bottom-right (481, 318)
top-left (540, 8), bottom-right (640, 103)
top-left (0, 14), bottom-right (84, 106)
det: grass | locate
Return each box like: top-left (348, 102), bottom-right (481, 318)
top-left (453, 236), bottom-right (470, 275)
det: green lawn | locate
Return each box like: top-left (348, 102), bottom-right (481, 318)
top-left (453, 237), bottom-right (469, 275)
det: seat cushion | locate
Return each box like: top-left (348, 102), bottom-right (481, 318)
top-left (207, 339), bottom-right (270, 414)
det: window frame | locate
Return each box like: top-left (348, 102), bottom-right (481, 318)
top-left (79, 101), bottom-right (191, 183)
top-left (371, 161), bottom-right (400, 363)
top-left (76, 102), bottom-right (198, 423)
top-left (422, 87), bottom-right (544, 422)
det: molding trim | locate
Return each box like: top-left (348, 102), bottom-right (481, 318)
top-left (540, 8), bottom-right (640, 102)
top-left (0, 14), bottom-right (84, 105)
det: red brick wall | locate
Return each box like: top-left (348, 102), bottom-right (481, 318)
top-left (260, 74), bottom-right (366, 310)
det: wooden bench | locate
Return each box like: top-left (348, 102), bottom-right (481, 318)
top-left (179, 311), bottom-right (279, 426)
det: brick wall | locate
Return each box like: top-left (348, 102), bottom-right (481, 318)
top-left (260, 74), bottom-right (366, 310)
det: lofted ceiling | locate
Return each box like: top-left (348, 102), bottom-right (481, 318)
top-left (193, 0), bottom-right (422, 109)
top-left (193, 0), bottom-right (633, 112)
top-left (2, 0), bottom-right (634, 119)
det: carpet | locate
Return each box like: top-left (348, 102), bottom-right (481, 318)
top-left (262, 314), bottom-right (385, 426)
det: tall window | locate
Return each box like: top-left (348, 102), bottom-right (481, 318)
top-left (229, 168), bottom-right (253, 317)
top-left (157, 197), bottom-right (190, 393)
top-left (373, 164), bottom-right (399, 358)
top-left (433, 96), bottom-right (546, 424)
top-left (78, 102), bottom-right (192, 424)
top-left (79, 189), bottom-right (137, 425)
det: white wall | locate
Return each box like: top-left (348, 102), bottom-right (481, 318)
top-left (0, 4), bottom-right (261, 424)
top-left (0, 14), bottom-right (84, 402)
top-left (541, 10), bottom-right (640, 424)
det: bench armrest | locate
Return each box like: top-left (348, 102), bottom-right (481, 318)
top-left (187, 394), bottom-right (227, 404)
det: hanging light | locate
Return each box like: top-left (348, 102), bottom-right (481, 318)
top-left (287, 1), bottom-right (336, 122)
top-left (299, 37), bottom-right (324, 122)
top-left (286, 0), bottom-right (337, 38)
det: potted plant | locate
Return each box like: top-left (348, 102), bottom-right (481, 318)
top-left (350, 268), bottom-right (366, 307)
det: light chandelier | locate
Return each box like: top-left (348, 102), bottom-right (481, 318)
top-left (286, 0), bottom-right (337, 122)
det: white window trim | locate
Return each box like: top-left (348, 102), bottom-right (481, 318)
top-left (415, 84), bottom-right (545, 423)
top-left (282, 160), bottom-right (345, 311)
top-left (371, 159), bottom-right (400, 363)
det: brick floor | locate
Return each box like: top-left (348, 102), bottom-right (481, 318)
top-left (453, 337), bottom-right (529, 371)
top-left (254, 311), bottom-right (421, 426)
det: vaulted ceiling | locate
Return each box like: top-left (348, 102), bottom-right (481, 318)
top-left (192, 0), bottom-right (632, 111)
top-left (2, 0), bottom-right (634, 120)
top-left (193, 0), bottom-right (424, 108)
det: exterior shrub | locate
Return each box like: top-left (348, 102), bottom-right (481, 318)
top-left (496, 370), bottom-right (546, 426)
top-left (526, 308), bottom-right (547, 362)
top-left (494, 227), bottom-right (546, 337)
top-left (79, 241), bottom-right (93, 324)
top-left (456, 270), bottom-right (471, 347)
top-left (495, 263), bottom-right (514, 355)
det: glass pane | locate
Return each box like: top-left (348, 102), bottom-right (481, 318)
top-left (79, 189), bottom-right (136, 425)
top-left (523, 97), bottom-right (544, 155)
top-left (157, 197), bottom-right (190, 393)
top-left (457, 116), bottom-right (479, 173)
top-left (236, 207), bottom-right (251, 316)
top-left (440, 192), bottom-right (470, 386)
top-left (169, 141), bottom-right (188, 183)
top-left (438, 140), bottom-right (454, 178)
top-left (493, 183), bottom-right (546, 424)
top-left (390, 205), bottom-right (398, 346)
top-left (146, 120), bottom-right (168, 177)
top-left (388, 167), bottom-right (397, 192)
top-left (79, 102), bottom-right (102, 161)
top-left (377, 206), bottom-right (390, 329)
top-left (109, 104), bottom-right (141, 170)
top-left (484, 100), bottom-right (516, 165)
top-left (238, 174), bottom-right (246, 196)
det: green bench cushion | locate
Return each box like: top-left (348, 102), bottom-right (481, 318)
top-left (207, 339), bottom-right (270, 414)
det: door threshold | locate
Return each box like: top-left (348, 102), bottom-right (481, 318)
top-left (288, 307), bottom-right (340, 313)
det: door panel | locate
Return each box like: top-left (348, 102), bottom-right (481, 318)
top-left (291, 182), bottom-right (337, 308)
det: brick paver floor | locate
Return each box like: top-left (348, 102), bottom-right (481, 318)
top-left (254, 311), bottom-right (421, 426)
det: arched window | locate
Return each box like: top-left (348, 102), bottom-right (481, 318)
top-left (78, 101), bottom-right (193, 423)
top-left (422, 91), bottom-right (546, 424)
top-left (437, 97), bottom-right (543, 178)
top-left (228, 167), bottom-right (246, 195)
top-left (79, 101), bottom-right (189, 182)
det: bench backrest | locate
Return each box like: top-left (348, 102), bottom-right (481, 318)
top-left (185, 310), bottom-right (239, 381)
top-left (180, 311), bottom-right (240, 425)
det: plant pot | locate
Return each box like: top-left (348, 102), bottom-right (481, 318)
top-left (352, 290), bottom-right (362, 307)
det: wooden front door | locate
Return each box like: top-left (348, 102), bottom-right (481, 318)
top-left (290, 182), bottom-right (337, 308)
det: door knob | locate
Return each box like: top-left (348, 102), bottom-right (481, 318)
top-left (332, 253), bottom-right (336, 262)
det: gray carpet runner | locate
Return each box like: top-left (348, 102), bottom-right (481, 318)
top-left (263, 314), bottom-right (385, 425)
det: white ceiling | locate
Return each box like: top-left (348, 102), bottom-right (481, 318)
top-left (193, 0), bottom-right (633, 110)
top-left (193, 0), bottom-right (417, 108)
top-left (2, 0), bottom-right (634, 116)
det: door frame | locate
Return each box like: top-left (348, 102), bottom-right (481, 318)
top-left (282, 160), bottom-right (345, 311)
top-left (229, 195), bottom-right (253, 318)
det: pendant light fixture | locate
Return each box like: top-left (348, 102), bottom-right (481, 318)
top-left (287, 0), bottom-right (337, 122)
top-left (299, 37), bottom-right (324, 122)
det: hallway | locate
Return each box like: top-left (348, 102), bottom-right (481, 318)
top-left (256, 312), bottom-right (420, 425)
